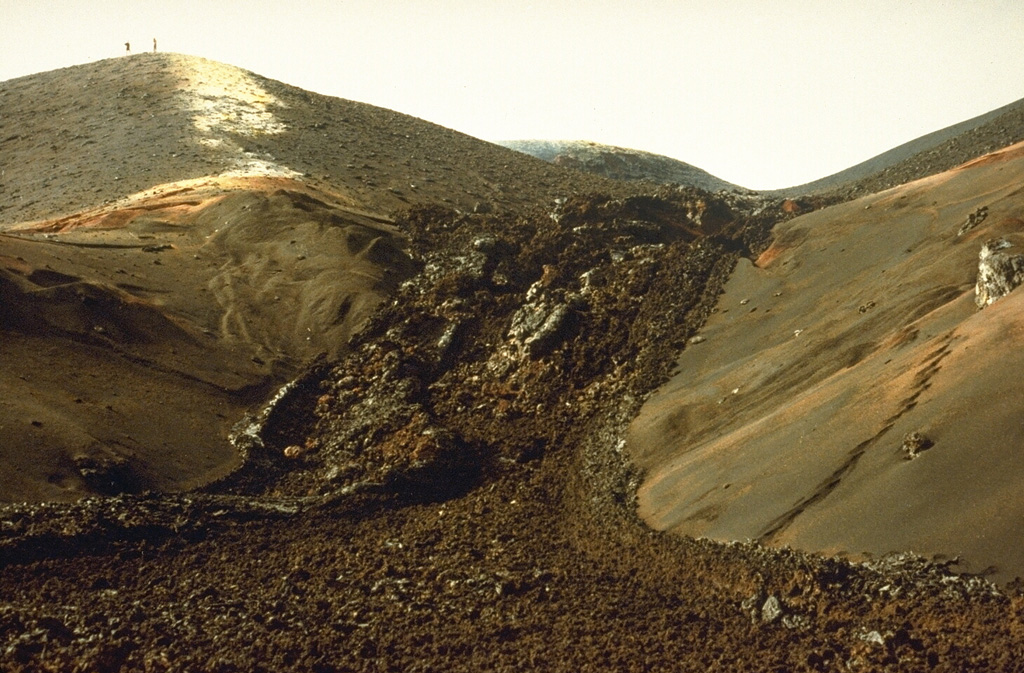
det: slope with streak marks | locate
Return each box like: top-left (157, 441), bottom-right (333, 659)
top-left (629, 141), bottom-right (1024, 583)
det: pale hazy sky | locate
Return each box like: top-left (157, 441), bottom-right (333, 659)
top-left (2, 0), bottom-right (1022, 189)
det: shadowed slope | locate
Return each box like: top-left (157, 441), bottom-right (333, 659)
top-left (0, 177), bottom-right (413, 501)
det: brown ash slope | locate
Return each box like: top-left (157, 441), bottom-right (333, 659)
top-left (1, 55), bottom-right (1024, 671)
top-left (0, 53), bottom-right (628, 228)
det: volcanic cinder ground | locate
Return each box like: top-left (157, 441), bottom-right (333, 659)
top-left (3, 52), bottom-right (1024, 672)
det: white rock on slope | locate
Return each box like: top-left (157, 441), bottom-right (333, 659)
top-left (975, 237), bottom-right (1024, 308)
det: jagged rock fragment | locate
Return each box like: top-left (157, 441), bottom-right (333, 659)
top-left (975, 237), bottom-right (1024, 307)
top-left (740, 591), bottom-right (763, 623)
top-left (901, 432), bottom-right (933, 460)
top-left (761, 595), bottom-right (783, 624)
top-left (860, 630), bottom-right (887, 646)
top-left (741, 591), bottom-right (785, 625)
top-left (73, 451), bottom-right (140, 495)
top-left (507, 300), bottom-right (575, 357)
top-left (957, 205), bottom-right (989, 237)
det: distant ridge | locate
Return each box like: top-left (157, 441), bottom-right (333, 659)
top-left (498, 139), bottom-right (745, 193)
top-left (500, 95), bottom-right (1024, 200)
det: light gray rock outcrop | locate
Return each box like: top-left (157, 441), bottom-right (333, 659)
top-left (975, 237), bottom-right (1024, 308)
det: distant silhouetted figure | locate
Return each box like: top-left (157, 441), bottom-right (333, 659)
top-left (153, 38), bottom-right (157, 53)
top-left (125, 41), bottom-right (130, 55)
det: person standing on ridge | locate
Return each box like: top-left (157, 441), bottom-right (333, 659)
top-left (125, 41), bottom-right (130, 54)
top-left (153, 38), bottom-right (157, 52)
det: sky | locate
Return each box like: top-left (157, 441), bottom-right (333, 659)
top-left (1, 0), bottom-right (1023, 190)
